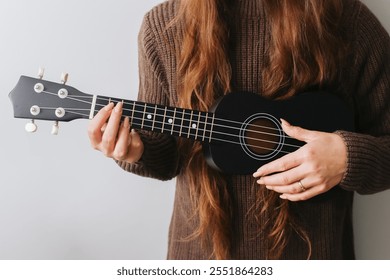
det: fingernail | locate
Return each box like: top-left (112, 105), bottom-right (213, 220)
top-left (114, 101), bottom-right (123, 113)
top-left (280, 194), bottom-right (287, 200)
top-left (253, 169), bottom-right (263, 177)
top-left (105, 102), bottom-right (114, 111)
top-left (124, 117), bottom-right (130, 129)
top-left (280, 119), bottom-right (290, 126)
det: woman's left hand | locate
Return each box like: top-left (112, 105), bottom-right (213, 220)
top-left (253, 119), bottom-right (347, 201)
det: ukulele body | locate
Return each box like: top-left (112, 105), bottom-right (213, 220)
top-left (203, 91), bottom-right (354, 175)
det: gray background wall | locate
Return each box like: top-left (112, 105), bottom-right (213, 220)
top-left (0, 0), bottom-right (389, 260)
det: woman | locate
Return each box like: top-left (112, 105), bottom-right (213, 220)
top-left (88, 0), bottom-right (390, 259)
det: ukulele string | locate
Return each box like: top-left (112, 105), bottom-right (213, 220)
top-left (42, 91), bottom-right (302, 149)
top-left (96, 96), bottom-right (289, 136)
top-left (94, 101), bottom-right (302, 148)
top-left (40, 90), bottom-right (302, 149)
top-left (93, 99), bottom-right (300, 142)
top-left (41, 89), bottom-right (292, 139)
top-left (39, 105), bottom-right (301, 152)
top-left (39, 106), bottom-right (295, 154)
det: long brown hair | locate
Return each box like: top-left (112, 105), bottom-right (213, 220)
top-left (176, 0), bottom-right (347, 259)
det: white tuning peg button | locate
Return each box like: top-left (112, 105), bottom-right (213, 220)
top-left (51, 121), bottom-right (59, 135)
top-left (61, 73), bottom-right (69, 84)
top-left (25, 120), bottom-right (38, 133)
top-left (38, 67), bottom-right (45, 79)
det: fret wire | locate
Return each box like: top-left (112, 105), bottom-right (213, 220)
top-left (179, 109), bottom-right (184, 137)
top-left (188, 110), bottom-right (194, 139)
top-left (130, 101), bottom-right (135, 127)
top-left (171, 108), bottom-right (177, 135)
top-left (162, 107), bottom-right (167, 133)
top-left (141, 103), bottom-right (147, 129)
top-left (202, 112), bottom-right (208, 142)
top-left (209, 114), bottom-right (215, 143)
top-left (152, 104), bottom-right (157, 131)
top-left (195, 111), bottom-right (201, 140)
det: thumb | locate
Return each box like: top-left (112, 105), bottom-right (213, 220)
top-left (280, 119), bottom-right (319, 143)
top-left (126, 129), bottom-right (144, 163)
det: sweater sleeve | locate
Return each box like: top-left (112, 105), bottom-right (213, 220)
top-left (336, 3), bottom-right (390, 194)
top-left (116, 12), bottom-right (180, 181)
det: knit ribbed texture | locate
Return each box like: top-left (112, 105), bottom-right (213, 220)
top-left (117, 0), bottom-right (390, 259)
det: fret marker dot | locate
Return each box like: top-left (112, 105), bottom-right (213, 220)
top-left (147, 114), bottom-right (152, 120)
top-left (192, 124), bottom-right (197, 129)
top-left (168, 119), bottom-right (173, 124)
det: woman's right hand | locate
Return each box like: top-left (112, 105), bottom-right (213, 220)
top-left (88, 102), bottom-right (144, 163)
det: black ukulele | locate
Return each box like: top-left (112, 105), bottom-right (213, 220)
top-left (9, 73), bottom-right (354, 175)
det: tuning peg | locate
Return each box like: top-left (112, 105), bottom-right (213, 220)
top-left (61, 72), bottom-right (69, 84)
top-left (25, 120), bottom-right (38, 133)
top-left (38, 67), bottom-right (45, 79)
top-left (51, 121), bottom-right (59, 135)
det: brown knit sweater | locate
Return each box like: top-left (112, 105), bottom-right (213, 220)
top-left (117, 0), bottom-right (390, 259)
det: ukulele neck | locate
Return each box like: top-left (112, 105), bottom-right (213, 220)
top-left (94, 95), bottom-right (215, 143)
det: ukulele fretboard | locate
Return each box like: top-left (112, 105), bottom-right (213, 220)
top-left (95, 96), bottom-right (215, 142)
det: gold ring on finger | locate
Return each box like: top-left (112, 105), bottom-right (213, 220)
top-left (298, 180), bottom-right (306, 192)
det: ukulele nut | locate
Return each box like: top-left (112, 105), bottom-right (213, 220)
top-left (55, 107), bottom-right (65, 118)
top-left (34, 83), bottom-right (44, 93)
top-left (58, 88), bottom-right (68, 99)
top-left (30, 105), bottom-right (40, 116)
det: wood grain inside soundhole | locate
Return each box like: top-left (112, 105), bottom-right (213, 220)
top-left (245, 118), bottom-right (280, 155)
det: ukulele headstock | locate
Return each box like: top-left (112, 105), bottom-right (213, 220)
top-left (9, 68), bottom-right (92, 134)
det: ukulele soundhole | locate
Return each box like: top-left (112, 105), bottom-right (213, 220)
top-left (240, 113), bottom-right (284, 160)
